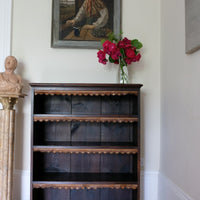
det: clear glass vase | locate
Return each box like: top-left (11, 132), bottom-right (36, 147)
top-left (119, 65), bottom-right (129, 84)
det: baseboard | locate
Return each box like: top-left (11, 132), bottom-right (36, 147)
top-left (13, 170), bottom-right (30, 200)
top-left (142, 171), bottom-right (159, 200)
top-left (158, 173), bottom-right (193, 200)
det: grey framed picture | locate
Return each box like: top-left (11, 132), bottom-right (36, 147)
top-left (185, 0), bottom-right (200, 54)
top-left (52, 0), bottom-right (121, 48)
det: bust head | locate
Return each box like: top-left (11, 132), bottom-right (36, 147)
top-left (5, 56), bottom-right (17, 72)
top-left (0, 56), bottom-right (22, 94)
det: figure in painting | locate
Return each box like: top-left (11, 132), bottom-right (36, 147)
top-left (0, 56), bottom-right (22, 94)
top-left (61, 0), bottom-right (109, 39)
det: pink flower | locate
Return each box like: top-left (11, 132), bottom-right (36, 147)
top-left (109, 43), bottom-right (117, 53)
top-left (97, 50), bottom-right (107, 65)
top-left (117, 41), bottom-right (125, 49)
top-left (111, 48), bottom-right (121, 60)
top-left (124, 53), bottom-right (141, 65)
top-left (97, 33), bottom-right (142, 68)
top-left (118, 37), bottom-right (132, 49)
top-left (103, 40), bottom-right (112, 54)
top-left (125, 58), bottom-right (133, 65)
top-left (125, 48), bottom-right (135, 59)
top-left (135, 53), bottom-right (141, 61)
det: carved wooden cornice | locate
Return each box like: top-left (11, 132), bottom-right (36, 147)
top-left (33, 115), bottom-right (138, 123)
top-left (33, 183), bottom-right (138, 190)
top-left (34, 90), bottom-right (138, 96)
top-left (33, 147), bottom-right (138, 154)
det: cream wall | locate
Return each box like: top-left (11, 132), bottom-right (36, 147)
top-left (0, 0), bottom-right (12, 71)
top-left (12, 0), bottom-right (160, 198)
top-left (160, 0), bottom-right (200, 199)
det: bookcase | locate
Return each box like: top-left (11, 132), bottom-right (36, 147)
top-left (30, 83), bottom-right (142, 200)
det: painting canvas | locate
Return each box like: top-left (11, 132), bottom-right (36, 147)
top-left (185, 0), bottom-right (200, 54)
top-left (52, 0), bottom-right (121, 48)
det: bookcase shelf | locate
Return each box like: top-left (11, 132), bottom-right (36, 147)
top-left (30, 83), bottom-right (142, 200)
top-left (33, 115), bottom-right (138, 123)
top-left (33, 146), bottom-right (138, 154)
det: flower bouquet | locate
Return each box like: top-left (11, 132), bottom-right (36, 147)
top-left (97, 32), bottom-right (143, 83)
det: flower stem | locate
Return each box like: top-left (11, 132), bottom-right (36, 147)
top-left (120, 58), bottom-right (128, 84)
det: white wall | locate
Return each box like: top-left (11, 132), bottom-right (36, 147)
top-left (0, 0), bottom-right (12, 71)
top-left (160, 0), bottom-right (200, 199)
top-left (12, 0), bottom-right (160, 199)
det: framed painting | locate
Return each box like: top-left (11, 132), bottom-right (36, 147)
top-left (185, 0), bottom-right (200, 54)
top-left (51, 0), bottom-right (121, 48)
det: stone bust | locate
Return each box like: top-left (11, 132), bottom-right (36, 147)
top-left (0, 56), bottom-right (22, 94)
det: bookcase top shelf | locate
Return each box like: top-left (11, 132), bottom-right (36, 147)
top-left (34, 90), bottom-right (138, 96)
top-left (30, 83), bottom-right (143, 88)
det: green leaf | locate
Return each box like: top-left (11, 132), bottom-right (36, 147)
top-left (119, 31), bottom-right (123, 40)
top-left (131, 39), bottom-right (143, 49)
top-left (108, 32), bottom-right (118, 42)
top-left (120, 48), bottom-right (125, 57)
top-left (137, 41), bottom-right (143, 49)
top-left (109, 56), bottom-right (115, 63)
top-left (101, 39), bottom-right (106, 45)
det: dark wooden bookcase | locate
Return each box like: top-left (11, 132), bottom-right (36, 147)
top-left (30, 83), bottom-right (142, 200)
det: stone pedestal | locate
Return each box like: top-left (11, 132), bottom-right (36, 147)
top-left (0, 94), bottom-right (25, 200)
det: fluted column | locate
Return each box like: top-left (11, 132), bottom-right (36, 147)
top-left (0, 94), bottom-right (24, 200)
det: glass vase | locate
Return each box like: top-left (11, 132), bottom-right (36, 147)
top-left (119, 65), bottom-right (129, 84)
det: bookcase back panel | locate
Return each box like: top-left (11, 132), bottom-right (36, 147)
top-left (34, 122), bottom-right (71, 144)
top-left (71, 189), bottom-right (100, 200)
top-left (101, 95), bottom-right (138, 115)
top-left (72, 96), bottom-right (101, 115)
top-left (101, 123), bottom-right (137, 144)
top-left (34, 122), bottom-right (137, 145)
top-left (101, 154), bottom-right (135, 173)
top-left (33, 152), bottom-right (70, 176)
top-left (34, 95), bottom-right (138, 115)
top-left (34, 95), bottom-right (72, 114)
top-left (33, 153), bottom-right (137, 176)
top-left (71, 122), bottom-right (101, 142)
top-left (101, 189), bottom-right (137, 200)
top-left (33, 189), bottom-right (137, 200)
top-left (33, 189), bottom-right (70, 200)
top-left (70, 154), bottom-right (101, 173)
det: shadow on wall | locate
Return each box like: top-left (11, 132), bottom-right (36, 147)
top-left (13, 61), bottom-right (31, 199)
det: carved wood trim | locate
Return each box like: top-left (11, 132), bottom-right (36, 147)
top-left (33, 115), bottom-right (138, 123)
top-left (33, 183), bottom-right (138, 190)
top-left (33, 147), bottom-right (138, 154)
top-left (34, 90), bottom-right (138, 96)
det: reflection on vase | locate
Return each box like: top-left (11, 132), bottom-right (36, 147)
top-left (119, 65), bottom-right (129, 84)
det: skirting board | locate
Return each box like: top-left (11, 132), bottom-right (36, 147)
top-left (142, 171), bottom-right (159, 200)
top-left (13, 170), bottom-right (30, 200)
top-left (12, 170), bottom-right (159, 200)
top-left (158, 173), bottom-right (194, 200)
